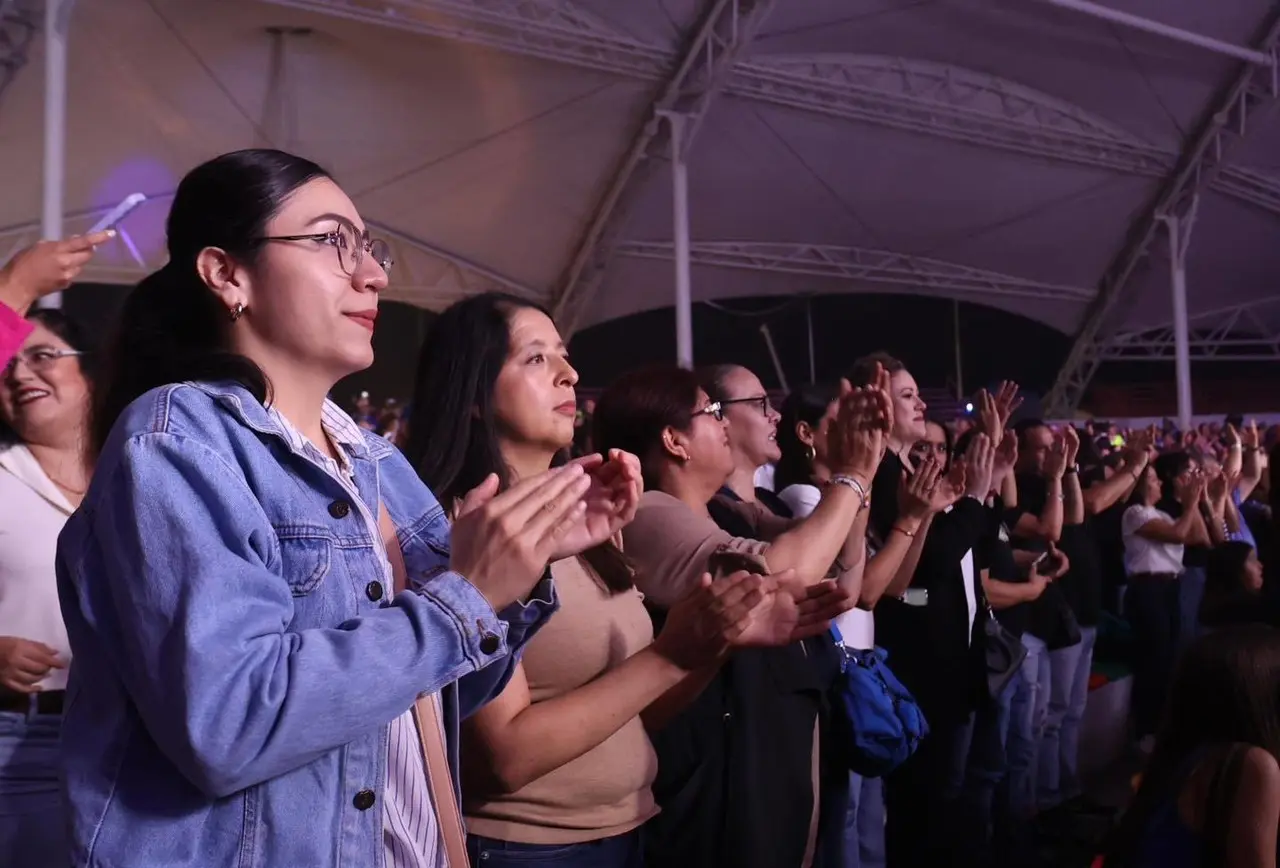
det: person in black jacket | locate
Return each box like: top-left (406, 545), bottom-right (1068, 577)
top-left (848, 352), bottom-right (996, 868)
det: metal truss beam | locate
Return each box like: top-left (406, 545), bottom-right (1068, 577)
top-left (0, 197), bottom-right (538, 306)
top-left (263, 0), bottom-right (669, 78)
top-left (549, 0), bottom-right (779, 335)
top-left (262, 1), bottom-right (1280, 217)
top-left (1043, 7), bottom-right (1280, 415)
top-left (1099, 299), bottom-right (1280, 361)
top-left (616, 239), bottom-right (1094, 304)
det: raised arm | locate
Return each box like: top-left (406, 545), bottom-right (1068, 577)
top-left (762, 375), bottom-right (890, 586)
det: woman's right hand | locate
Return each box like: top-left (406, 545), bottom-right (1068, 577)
top-left (449, 465), bottom-right (593, 611)
top-left (651, 571), bottom-right (769, 670)
top-left (0, 636), bottom-right (64, 694)
top-left (826, 368), bottom-right (892, 484)
top-left (1176, 473), bottom-right (1203, 509)
top-left (900, 456), bottom-right (943, 521)
top-left (963, 433), bottom-right (996, 499)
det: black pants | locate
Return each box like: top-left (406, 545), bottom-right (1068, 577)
top-left (883, 714), bottom-right (980, 868)
top-left (1125, 575), bottom-right (1181, 736)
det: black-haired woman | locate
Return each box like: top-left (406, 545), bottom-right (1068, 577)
top-left (0, 309), bottom-right (96, 866)
top-left (55, 149), bottom-right (618, 868)
top-left (405, 293), bottom-right (799, 868)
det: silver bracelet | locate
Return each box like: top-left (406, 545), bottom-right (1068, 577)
top-left (829, 474), bottom-right (869, 510)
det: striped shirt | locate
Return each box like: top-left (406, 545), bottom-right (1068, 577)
top-left (269, 400), bottom-right (447, 868)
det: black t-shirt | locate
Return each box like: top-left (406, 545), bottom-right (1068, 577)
top-left (1058, 518), bottom-right (1103, 627)
top-left (975, 502), bottom-right (1030, 636)
top-left (1008, 472), bottom-right (1069, 640)
top-left (1011, 471), bottom-right (1105, 627)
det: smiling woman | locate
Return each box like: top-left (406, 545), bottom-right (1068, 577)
top-left (0, 308), bottom-right (96, 866)
top-left (53, 150), bottom-right (610, 868)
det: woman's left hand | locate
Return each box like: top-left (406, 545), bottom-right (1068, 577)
top-left (550, 449), bottom-right (643, 560)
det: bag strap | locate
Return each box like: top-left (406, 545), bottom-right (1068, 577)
top-left (378, 503), bottom-right (471, 868)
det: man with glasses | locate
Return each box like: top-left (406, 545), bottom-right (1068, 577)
top-left (0, 233), bottom-right (111, 369)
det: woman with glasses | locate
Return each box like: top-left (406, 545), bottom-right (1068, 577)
top-left (696, 365), bottom-right (792, 518)
top-left (592, 365), bottom-right (886, 867)
top-left (0, 309), bottom-right (95, 866)
top-left (54, 149), bottom-right (618, 868)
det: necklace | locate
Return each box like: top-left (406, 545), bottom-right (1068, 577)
top-left (34, 457), bottom-right (87, 496)
top-left (44, 471), bottom-right (87, 496)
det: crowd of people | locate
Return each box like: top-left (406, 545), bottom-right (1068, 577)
top-left (0, 147), bottom-right (1278, 868)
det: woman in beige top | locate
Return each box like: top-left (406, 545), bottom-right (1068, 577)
top-left (404, 293), bottom-right (845, 868)
top-left (592, 364), bottom-right (893, 868)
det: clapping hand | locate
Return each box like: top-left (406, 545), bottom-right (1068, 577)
top-left (976, 382), bottom-right (1022, 449)
top-left (993, 433), bottom-right (1018, 487)
top-left (733, 572), bottom-right (854, 647)
top-left (900, 455), bottom-right (944, 520)
top-left (551, 450), bottom-right (643, 560)
top-left (651, 571), bottom-right (769, 670)
top-left (826, 368), bottom-right (892, 484)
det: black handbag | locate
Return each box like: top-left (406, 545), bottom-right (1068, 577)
top-left (983, 598), bottom-right (1027, 698)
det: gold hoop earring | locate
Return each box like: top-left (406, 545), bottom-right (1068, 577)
top-left (229, 302), bottom-right (245, 322)
top-left (804, 444), bottom-right (816, 463)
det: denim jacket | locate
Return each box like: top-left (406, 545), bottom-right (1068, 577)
top-left (55, 381), bottom-right (558, 867)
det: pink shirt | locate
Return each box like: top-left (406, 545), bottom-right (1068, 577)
top-left (0, 302), bottom-right (33, 367)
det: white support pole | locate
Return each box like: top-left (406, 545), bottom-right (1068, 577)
top-left (1042, 0), bottom-right (1275, 66)
top-left (1162, 213), bottom-right (1194, 430)
top-left (805, 296), bottom-right (816, 384)
top-left (41, 0), bottom-right (72, 309)
top-left (660, 111), bottom-right (694, 369)
top-left (953, 298), bottom-right (964, 401)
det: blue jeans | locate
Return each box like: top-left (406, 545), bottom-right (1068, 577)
top-left (843, 772), bottom-right (885, 868)
top-left (1178, 566), bottom-right (1207, 650)
top-left (1038, 625), bottom-right (1096, 809)
top-left (1010, 634), bottom-right (1047, 820)
top-left (467, 829), bottom-right (643, 867)
top-left (958, 679), bottom-right (1013, 867)
top-left (0, 710), bottom-right (66, 868)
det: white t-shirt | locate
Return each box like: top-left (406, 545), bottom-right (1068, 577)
top-left (777, 483), bottom-right (875, 650)
top-left (1122, 503), bottom-right (1185, 576)
top-left (754, 462), bottom-right (776, 493)
top-left (0, 445), bottom-right (75, 690)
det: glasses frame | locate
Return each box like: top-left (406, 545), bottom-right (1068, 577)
top-left (720, 395), bottom-right (771, 416)
top-left (3, 348), bottom-right (85, 378)
top-left (691, 401), bottom-right (725, 422)
top-left (260, 220), bottom-right (394, 276)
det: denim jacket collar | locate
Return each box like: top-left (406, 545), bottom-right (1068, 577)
top-left (185, 380), bottom-right (394, 466)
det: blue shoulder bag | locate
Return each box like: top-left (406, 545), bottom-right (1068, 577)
top-left (828, 625), bottom-right (929, 778)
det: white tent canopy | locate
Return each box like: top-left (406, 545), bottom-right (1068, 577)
top-left (3, 0), bottom-right (1279, 415)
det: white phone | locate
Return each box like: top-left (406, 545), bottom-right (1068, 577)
top-left (88, 193), bottom-right (147, 234)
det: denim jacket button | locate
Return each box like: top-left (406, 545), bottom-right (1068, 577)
top-left (328, 500), bottom-right (351, 519)
top-left (365, 581), bottom-right (384, 602)
top-left (353, 789), bottom-right (376, 811)
top-left (479, 633), bottom-right (500, 655)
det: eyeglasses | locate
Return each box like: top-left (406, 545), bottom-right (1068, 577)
top-left (3, 348), bottom-right (84, 378)
top-left (691, 401), bottom-right (724, 422)
top-left (261, 220), bottom-right (394, 276)
top-left (721, 395), bottom-right (772, 416)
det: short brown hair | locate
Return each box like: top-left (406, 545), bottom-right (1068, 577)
top-left (847, 351), bottom-right (905, 387)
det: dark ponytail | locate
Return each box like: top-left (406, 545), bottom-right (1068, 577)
top-left (92, 149), bottom-right (330, 456)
